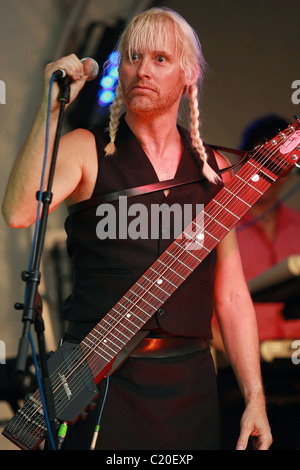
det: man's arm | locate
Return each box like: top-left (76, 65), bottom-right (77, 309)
top-left (212, 150), bottom-right (272, 450)
top-left (214, 230), bottom-right (272, 450)
top-left (2, 55), bottom-right (96, 228)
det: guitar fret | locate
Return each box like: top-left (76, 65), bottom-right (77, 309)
top-left (235, 174), bottom-right (263, 195)
top-left (83, 337), bottom-right (114, 361)
top-left (191, 220), bottom-right (221, 244)
top-left (168, 242), bottom-right (195, 270)
top-left (114, 299), bottom-right (148, 323)
top-left (111, 308), bottom-right (140, 334)
top-left (184, 237), bottom-right (210, 254)
top-left (90, 345), bottom-right (114, 361)
top-left (84, 333), bottom-right (120, 356)
top-left (158, 252), bottom-right (186, 280)
top-left (135, 281), bottom-right (165, 303)
top-left (123, 291), bottom-right (153, 316)
top-left (155, 283), bottom-right (171, 296)
top-left (248, 160), bottom-right (276, 181)
top-left (129, 289), bottom-right (156, 311)
top-left (180, 241), bottom-right (204, 260)
top-left (204, 229), bottom-right (220, 243)
top-left (149, 267), bottom-right (177, 290)
top-left (83, 337), bottom-right (120, 359)
top-left (97, 341), bottom-right (119, 358)
top-left (155, 260), bottom-right (178, 288)
top-left (212, 199), bottom-right (241, 220)
top-left (85, 332), bottom-right (125, 367)
top-left (92, 323), bottom-right (127, 347)
top-left (101, 316), bottom-right (132, 341)
top-left (101, 337), bottom-right (122, 354)
top-left (223, 187), bottom-right (251, 207)
top-left (204, 210), bottom-right (230, 232)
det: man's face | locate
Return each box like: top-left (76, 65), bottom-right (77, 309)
top-left (119, 28), bottom-right (187, 118)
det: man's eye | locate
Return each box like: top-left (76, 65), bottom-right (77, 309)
top-left (130, 53), bottom-right (139, 61)
top-left (157, 56), bottom-right (165, 63)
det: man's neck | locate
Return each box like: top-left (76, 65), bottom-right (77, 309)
top-left (124, 111), bottom-right (180, 159)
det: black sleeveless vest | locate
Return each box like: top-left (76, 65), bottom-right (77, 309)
top-left (62, 117), bottom-right (223, 339)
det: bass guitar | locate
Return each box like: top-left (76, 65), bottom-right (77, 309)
top-left (3, 118), bottom-right (300, 450)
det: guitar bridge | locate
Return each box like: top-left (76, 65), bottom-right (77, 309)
top-left (2, 341), bottom-right (99, 450)
top-left (2, 394), bottom-right (48, 450)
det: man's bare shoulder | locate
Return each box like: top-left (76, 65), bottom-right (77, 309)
top-left (60, 128), bottom-right (99, 207)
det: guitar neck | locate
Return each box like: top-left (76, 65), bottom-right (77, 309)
top-left (79, 119), bottom-right (300, 382)
top-left (3, 119), bottom-right (300, 451)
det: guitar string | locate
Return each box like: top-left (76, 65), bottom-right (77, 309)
top-left (44, 121), bottom-right (298, 417)
top-left (14, 120), bottom-right (298, 434)
top-left (14, 122), bottom-right (298, 444)
top-left (61, 120), bottom-right (298, 381)
top-left (14, 121), bottom-right (300, 444)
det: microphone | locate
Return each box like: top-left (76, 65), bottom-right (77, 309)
top-left (53, 57), bottom-right (99, 81)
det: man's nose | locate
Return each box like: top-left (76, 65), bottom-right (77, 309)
top-left (136, 57), bottom-right (151, 78)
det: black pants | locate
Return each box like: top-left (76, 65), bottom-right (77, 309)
top-left (62, 348), bottom-right (221, 450)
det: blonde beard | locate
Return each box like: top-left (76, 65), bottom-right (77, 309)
top-left (122, 81), bottom-right (185, 117)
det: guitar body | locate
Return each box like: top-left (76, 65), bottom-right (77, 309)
top-left (3, 119), bottom-right (300, 450)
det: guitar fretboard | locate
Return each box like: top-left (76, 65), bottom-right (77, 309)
top-left (3, 119), bottom-right (300, 450)
top-left (78, 126), bottom-right (297, 382)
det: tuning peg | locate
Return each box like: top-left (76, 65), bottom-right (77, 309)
top-left (24, 393), bottom-right (33, 402)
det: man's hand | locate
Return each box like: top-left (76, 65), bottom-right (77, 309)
top-left (236, 396), bottom-right (273, 450)
top-left (43, 54), bottom-right (93, 113)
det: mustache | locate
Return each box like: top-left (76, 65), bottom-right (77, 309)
top-left (130, 81), bottom-right (158, 92)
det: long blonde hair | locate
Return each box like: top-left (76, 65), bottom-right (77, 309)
top-left (104, 7), bottom-right (219, 183)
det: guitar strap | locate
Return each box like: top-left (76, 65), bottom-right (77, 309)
top-left (67, 145), bottom-right (248, 371)
top-left (100, 145), bottom-right (248, 374)
top-left (68, 145), bottom-right (248, 215)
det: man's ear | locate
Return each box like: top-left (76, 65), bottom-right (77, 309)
top-left (185, 64), bottom-right (199, 87)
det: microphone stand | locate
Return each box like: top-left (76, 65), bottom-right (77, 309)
top-left (15, 76), bottom-right (72, 450)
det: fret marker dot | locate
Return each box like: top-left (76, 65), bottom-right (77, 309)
top-left (126, 313), bottom-right (131, 318)
top-left (251, 174), bottom-right (260, 182)
top-left (157, 279), bottom-right (163, 285)
top-left (197, 233), bottom-right (205, 240)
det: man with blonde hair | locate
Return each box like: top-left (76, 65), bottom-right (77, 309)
top-left (3, 8), bottom-right (272, 450)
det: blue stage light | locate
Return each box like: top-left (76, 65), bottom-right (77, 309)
top-left (97, 51), bottom-right (120, 108)
top-left (108, 67), bottom-right (119, 79)
top-left (108, 51), bottom-right (120, 65)
top-left (100, 76), bottom-right (115, 89)
top-left (98, 90), bottom-right (115, 106)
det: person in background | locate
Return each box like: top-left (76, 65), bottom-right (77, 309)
top-left (212, 113), bottom-right (300, 449)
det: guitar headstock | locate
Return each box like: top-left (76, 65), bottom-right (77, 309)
top-left (257, 117), bottom-right (300, 177)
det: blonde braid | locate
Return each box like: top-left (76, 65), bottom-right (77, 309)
top-left (104, 82), bottom-right (124, 156)
top-left (188, 84), bottom-right (220, 183)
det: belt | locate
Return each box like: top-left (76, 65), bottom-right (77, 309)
top-left (130, 336), bottom-right (210, 359)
